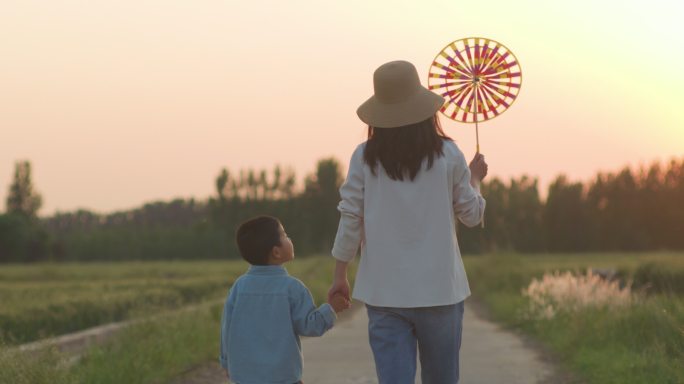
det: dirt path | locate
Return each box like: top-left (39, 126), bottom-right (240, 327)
top-left (170, 300), bottom-right (561, 384)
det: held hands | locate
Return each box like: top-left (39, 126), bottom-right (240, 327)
top-left (329, 292), bottom-right (351, 313)
top-left (328, 278), bottom-right (351, 313)
top-left (469, 153), bottom-right (489, 184)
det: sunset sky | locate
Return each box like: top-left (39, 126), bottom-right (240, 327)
top-left (1, 0), bottom-right (682, 215)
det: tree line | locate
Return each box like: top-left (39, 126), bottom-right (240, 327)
top-left (1, 157), bottom-right (683, 263)
top-left (458, 159), bottom-right (684, 253)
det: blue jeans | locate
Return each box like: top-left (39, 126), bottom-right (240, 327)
top-left (366, 301), bottom-right (465, 384)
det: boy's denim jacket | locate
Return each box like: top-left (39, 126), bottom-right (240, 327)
top-left (219, 265), bottom-right (336, 383)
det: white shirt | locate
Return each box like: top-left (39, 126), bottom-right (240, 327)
top-left (331, 140), bottom-right (485, 308)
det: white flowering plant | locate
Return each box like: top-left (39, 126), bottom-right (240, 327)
top-left (522, 269), bottom-right (633, 320)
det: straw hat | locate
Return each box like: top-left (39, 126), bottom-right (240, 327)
top-left (357, 60), bottom-right (445, 128)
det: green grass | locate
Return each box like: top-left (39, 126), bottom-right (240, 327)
top-left (73, 304), bottom-right (223, 384)
top-left (6, 253), bottom-right (680, 383)
top-left (0, 304), bottom-right (223, 384)
top-left (0, 260), bottom-right (247, 344)
top-left (463, 252), bottom-right (684, 384)
top-left (0, 256), bottom-right (342, 384)
top-left (0, 256), bottom-right (347, 344)
top-left (0, 341), bottom-right (78, 384)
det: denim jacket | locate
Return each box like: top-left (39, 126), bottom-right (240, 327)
top-left (219, 265), bottom-right (336, 384)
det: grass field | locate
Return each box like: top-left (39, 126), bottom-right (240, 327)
top-left (1, 252), bottom-right (682, 384)
top-left (0, 257), bottom-right (343, 345)
top-left (0, 260), bottom-right (242, 344)
top-left (0, 256), bottom-right (343, 384)
top-left (463, 252), bottom-right (684, 384)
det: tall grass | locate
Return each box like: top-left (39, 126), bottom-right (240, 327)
top-left (464, 252), bottom-right (684, 384)
top-left (523, 270), bottom-right (632, 319)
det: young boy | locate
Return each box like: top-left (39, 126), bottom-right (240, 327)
top-left (219, 215), bottom-right (350, 383)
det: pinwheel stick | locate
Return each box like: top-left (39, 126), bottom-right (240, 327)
top-left (473, 86), bottom-right (485, 228)
top-left (474, 86), bottom-right (480, 154)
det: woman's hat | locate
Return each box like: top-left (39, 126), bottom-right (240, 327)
top-left (357, 60), bottom-right (445, 128)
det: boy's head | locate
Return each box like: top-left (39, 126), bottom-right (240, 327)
top-left (236, 215), bottom-right (294, 265)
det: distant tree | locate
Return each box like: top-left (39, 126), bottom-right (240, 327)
top-left (270, 165), bottom-right (282, 199)
top-left (216, 168), bottom-right (229, 201)
top-left (313, 159), bottom-right (344, 198)
top-left (281, 168), bottom-right (297, 199)
top-left (258, 170), bottom-right (268, 200)
top-left (302, 158), bottom-right (344, 252)
top-left (477, 177), bottom-right (507, 252)
top-left (543, 175), bottom-right (588, 252)
top-left (507, 176), bottom-right (543, 252)
top-left (247, 170), bottom-right (257, 200)
top-left (0, 213), bottom-right (51, 263)
top-left (6, 161), bottom-right (43, 218)
top-left (460, 176), bottom-right (543, 254)
top-left (664, 159), bottom-right (684, 248)
top-left (0, 214), bottom-right (26, 262)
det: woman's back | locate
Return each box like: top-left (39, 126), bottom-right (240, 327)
top-left (335, 139), bottom-right (484, 307)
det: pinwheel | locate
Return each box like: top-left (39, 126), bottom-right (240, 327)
top-left (428, 37), bottom-right (522, 153)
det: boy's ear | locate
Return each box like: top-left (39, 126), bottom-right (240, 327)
top-left (270, 245), bottom-right (282, 260)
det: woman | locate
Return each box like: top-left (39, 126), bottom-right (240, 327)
top-left (328, 60), bottom-right (488, 384)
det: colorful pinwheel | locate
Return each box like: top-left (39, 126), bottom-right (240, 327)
top-left (428, 37), bottom-right (522, 153)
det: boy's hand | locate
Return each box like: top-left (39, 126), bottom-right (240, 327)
top-left (329, 292), bottom-right (351, 313)
top-left (328, 277), bottom-right (350, 303)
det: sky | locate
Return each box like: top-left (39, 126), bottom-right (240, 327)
top-left (1, 0), bottom-right (682, 215)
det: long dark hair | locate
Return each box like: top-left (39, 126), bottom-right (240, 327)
top-left (363, 114), bottom-right (452, 181)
